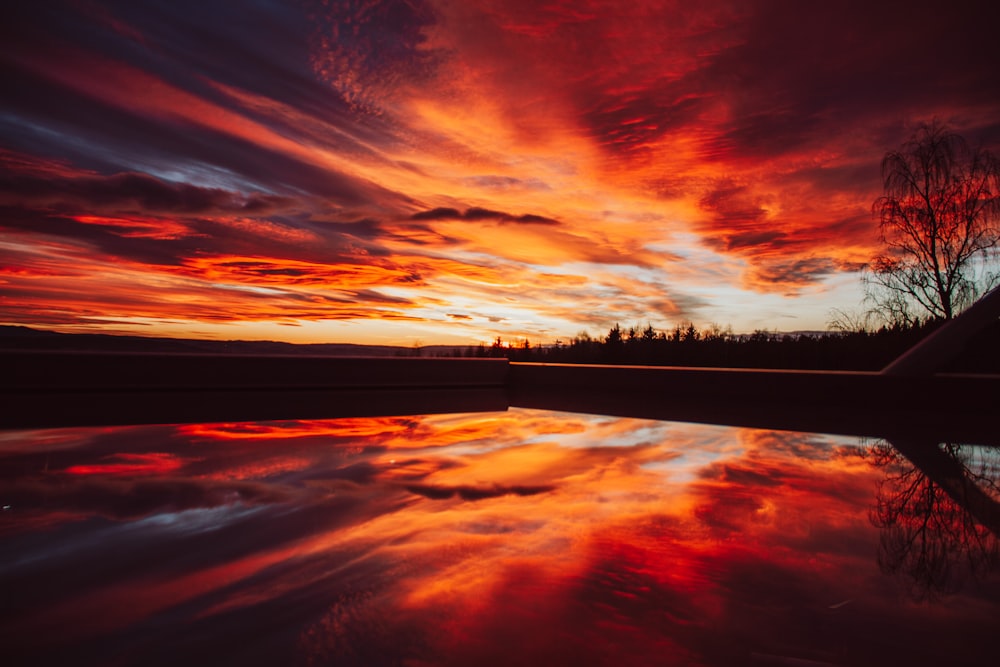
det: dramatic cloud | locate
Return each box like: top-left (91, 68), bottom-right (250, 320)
top-left (410, 207), bottom-right (560, 225)
top-left (2, 0), bottom-right (998, 341)
top-left (404, 482), bottom-right (555, 501)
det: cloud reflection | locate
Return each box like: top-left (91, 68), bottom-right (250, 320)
top-left (1, 410), bottom-right (997, 665)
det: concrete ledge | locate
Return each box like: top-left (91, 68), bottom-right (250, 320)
top-left (507, 363), bottom-right (1000, 444)
top-left (3, 354), bottom-right (996, 442)
top-left (507, 363), bottom-right (998, 415)
top-left (4, 351), bottom-right (509, 391)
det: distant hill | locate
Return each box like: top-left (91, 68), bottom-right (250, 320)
top-left (0, 325), bottom-right (471, 357)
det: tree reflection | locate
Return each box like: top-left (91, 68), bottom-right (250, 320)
top-left (866, 440), bottom-right (1000, 599)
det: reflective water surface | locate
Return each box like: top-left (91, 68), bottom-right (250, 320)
top-left (2, 409), bottom-right (998, 666)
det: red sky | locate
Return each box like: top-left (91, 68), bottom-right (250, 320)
top-left (3, 0), bottom-right (999, 344)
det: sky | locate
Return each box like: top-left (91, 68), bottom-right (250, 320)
top-left (2, 0), bottom-right (1000, 345)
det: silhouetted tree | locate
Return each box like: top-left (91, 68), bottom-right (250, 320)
top-left (606, 323), bottom-right (623, 346)
top-left (868, 121), bottom-right (1000, 324)
top-left (602, 323), bottom-right (625, 363)
top-left (490, 336), bottom-right (506, 358)
top-left (866, 440), bottom-right (1000, 599)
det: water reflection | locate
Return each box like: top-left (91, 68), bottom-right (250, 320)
top-left (1, 411), bottom-right (998, 666)
top-left (866, 440), bottom-right (1000, 599)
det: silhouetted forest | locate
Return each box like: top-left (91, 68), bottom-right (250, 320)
top-left (456, 319), bottom-right (1000, 372)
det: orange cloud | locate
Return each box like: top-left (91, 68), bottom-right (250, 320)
top-left (177, 255), bottom-right (423, 290)
top-left (72, 215), bottom-right (192, 240)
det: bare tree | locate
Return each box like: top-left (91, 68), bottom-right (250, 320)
top-left (868, 121), bottom-right (1000, 323)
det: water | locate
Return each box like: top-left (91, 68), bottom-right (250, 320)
top-left (1, 409), bottom-right (997, 666)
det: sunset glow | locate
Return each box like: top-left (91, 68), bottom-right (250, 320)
top-left (3, 1), bottom-right (999, 343)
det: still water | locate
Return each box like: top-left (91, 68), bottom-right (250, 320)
top-left (2, 409), bottom-right (998, 666)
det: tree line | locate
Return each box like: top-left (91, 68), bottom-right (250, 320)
top-left (450, 318), bottom-right (998, 372)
